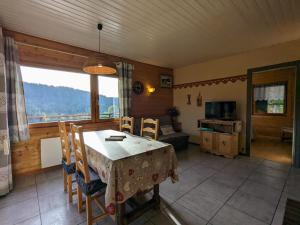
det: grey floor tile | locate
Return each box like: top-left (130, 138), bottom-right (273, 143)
top-left (236, 155), bottom-right (264, 165)
top-left (14, 174), bottom-right (36, 189)
top-left (150, 210), bottom-right (176, 225)
top-left (36, 176), bottom-right (64, 197)
top-left (41, 204), bottom-right (85, 225)
top-left (208, 172), bottom-right (246, 189)
top-left (192, 179), bottom-right (236, 202)
top-left (191, 164), bottom-right (218, 178)
top-left (177, 159), bottom-right (198, 174)
top-left (143, 222), bottom-right (154, 225)
top-left (271, 204), bottom-right (285, 225)
top-left (248, 171), bottom-right (286, 190)
top-left (221, 164), bottom-right (254, 178)
top-left (15, 215), bottom-right (41, 225)
top-left (160, 166), bottom-right (216, 202)
top-left (2, 145), bottom-right (299, 225)
top-left (210, 205), bottom-right (268, 225)
top-left (256, 165), bottom-right (289, 179)
top-left (177, 190), bottom-right (223, 221)
top-left (260, 160), bottom-right (291, 172)
top-left (158, 193), bottom-right (175, 205)
top-left (38, 190), bottom-right (72, 213)
top-left (0, 197), bottom-right (39, 225)
top-left (36, 167), bottom-right (63, 184)
top-left (289, 167), bottom-right (300, 175)
top-left (287, 184), bottom-right (300, 201)
top-left (278, 187), bottom-right (288, 208)
top-left (130, 211), bottom-right (154, 225)
top-left (287, 171), bottom-right (300, 187)
top-left (227, 190), bottom-right (277, 224)
top-left (167, 202), bottom-right (208, 225)
top-left (197, 156), bottom-right (232, 171)
top-left (0, 184), bottom-right (37, 209)
top-left (239, 180), bottom-right (281, 205)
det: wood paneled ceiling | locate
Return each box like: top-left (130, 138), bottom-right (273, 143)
top-left (1, 0), bottom-right (300, 68)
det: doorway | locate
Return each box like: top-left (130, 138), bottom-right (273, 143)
top-left (251, 68), bottom-right (295, 164)
top-left (245, 61), bottom-right (300, 168)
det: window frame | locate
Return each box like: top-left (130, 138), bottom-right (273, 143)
top-left (97, 75), bottom-right (120, 120)
top-left (21, 65), bottom-right (119, 128)
top-left (252, 81), bottom-right (288, 116)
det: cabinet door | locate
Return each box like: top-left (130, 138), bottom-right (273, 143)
top-left (218, 134), bottom-right (232, 155)
top-left (201, 131), bottom-right (213, 151)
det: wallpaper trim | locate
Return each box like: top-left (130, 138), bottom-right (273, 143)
top-left (173, 74), bottom-right (247, 89)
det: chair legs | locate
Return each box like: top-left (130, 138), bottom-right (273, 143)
top-left (67, 175), bottom-right (73, 203)
top-left (63, 170), bottom-right (67, 192)
top-left (64, 169), bottom-right (75, 203)
top-left (77, 188), bottom-right (108, 225)
top-left (86, 196), bottom-right (93, 225)
top-left (77, 186), bottom-right (83, 213)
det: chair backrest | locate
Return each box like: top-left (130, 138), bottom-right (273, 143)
top-left (120, 116), bottom-right (134, 134)
top-left (140, 118), bottom-right (159, 140)
top-left (70, 124), bottom-right (90, 183)
top-left (58, 121), bottom-right (72, 165)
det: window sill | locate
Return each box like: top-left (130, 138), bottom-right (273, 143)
top-left (252, 113), bottom-right (287, 117)
top-left (28, 118), bottom-right (120, 129)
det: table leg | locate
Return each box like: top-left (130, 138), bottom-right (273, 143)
top-left (153, 184), bottom-right (160, 207)
top-left (116, 202), bottom-right (126, 225)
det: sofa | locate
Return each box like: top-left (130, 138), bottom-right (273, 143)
top-left (134, 115), bottom-right (189, 151)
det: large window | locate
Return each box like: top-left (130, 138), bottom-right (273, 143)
top-left (98, 76), bottom-right (119, 119)
top-left (253, 83), bottom-right (286, 115)
top-left (21, 66), bottom-right (91, 123)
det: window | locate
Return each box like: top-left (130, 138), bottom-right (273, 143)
top-left (21, 66), bottom-right (91, 123)
top-left (253, 83), bottom-right (286, 115)
top-left (98, 76), bottom-right (119, 119)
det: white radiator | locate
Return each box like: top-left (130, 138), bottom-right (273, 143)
top-left (40, 137), bottom-right (62, 168)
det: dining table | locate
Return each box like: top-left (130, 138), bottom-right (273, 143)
top-left (83, 129), bottom-right (178, 225)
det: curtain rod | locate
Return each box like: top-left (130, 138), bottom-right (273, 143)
top-left (15, 41), bottom-right (89, 58)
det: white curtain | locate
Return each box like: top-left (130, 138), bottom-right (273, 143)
top-left (254, 84), bottom-right (285, 101)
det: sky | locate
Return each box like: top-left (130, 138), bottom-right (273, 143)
top-left (21, 66), bottom-right (119, 97)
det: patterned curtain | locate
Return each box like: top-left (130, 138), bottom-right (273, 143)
top-left (5, 36), bottom-right (30, 142)
top-left (0, 28), bottom-right (30, 196)
top-left (117, 62), bottom-right (134, 117)
top-left (0, 28), bottom-right (12, 196)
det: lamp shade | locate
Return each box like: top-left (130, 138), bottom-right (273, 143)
top-left (83, 54), bottom-right (116, 75)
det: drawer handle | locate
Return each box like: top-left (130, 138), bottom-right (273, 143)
top-left (222, 141), bottom-right (226, 146)
top-left (205, 138), bottom-right (208, 142)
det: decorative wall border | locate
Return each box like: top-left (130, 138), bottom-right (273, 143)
top-left (173, 74), bottom-right (247, 89)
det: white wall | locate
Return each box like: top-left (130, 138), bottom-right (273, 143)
top-left (174, 38), bottom-right (300, 151)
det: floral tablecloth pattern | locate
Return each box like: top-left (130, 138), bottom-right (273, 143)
top-left (85, 131), bottom-right (178, 217)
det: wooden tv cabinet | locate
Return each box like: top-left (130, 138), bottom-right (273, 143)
top-left (199, 119), bottom-right (242, 158)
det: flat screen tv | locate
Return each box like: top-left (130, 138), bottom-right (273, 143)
top-left (205, 101), bottom-right (237, 120)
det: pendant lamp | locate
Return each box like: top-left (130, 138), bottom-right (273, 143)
top-left (83, 24), bottom-right (116, 75)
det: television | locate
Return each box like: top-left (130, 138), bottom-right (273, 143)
top-left (205, 101), bottom-right (237, 120)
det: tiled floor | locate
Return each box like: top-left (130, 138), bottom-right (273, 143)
top-left (1, 144), bottom-right (300, 225)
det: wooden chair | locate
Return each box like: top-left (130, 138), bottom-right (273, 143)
top-left (58, 121), bottom-right (76, 203)
top-left (140, 118), bottom-right (159, 140)
top-left (119, 116), bottom-right (134, 134)
top-left (70, 124), bottom-right (108, 225)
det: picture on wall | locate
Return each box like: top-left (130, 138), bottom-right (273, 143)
top-left (160, 75), bottom-right (173, 88)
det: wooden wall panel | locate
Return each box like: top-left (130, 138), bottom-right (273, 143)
top-left (4, 29), bottom-right (173, 174)
top-left (252, 68), bottom-right (295, 138)
top-left (12, 121), bottom-right (120, 174)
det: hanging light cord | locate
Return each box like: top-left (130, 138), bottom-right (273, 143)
top-left (98, 28), bottom-right (101, 53)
